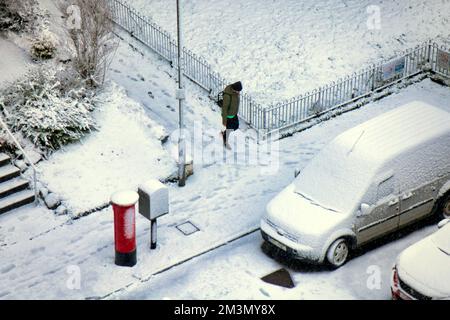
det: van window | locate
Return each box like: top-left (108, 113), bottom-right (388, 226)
top-left (376, 176), bottom-right (395, 201)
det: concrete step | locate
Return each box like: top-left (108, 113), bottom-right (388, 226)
top-left (0, 190), bottom-right (35, 215)
top-left (0, 177), bottom-right (29, 199)
top-left (0, 165), bottom-right (20, 183)
top-left (0, 153), bottom-right (11, 167)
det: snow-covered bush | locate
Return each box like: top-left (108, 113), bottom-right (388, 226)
top-left (0, 67), bottom-right (97, 151)
top-left (31, 31), bottom-right (57, 60)
top-left (0, 0), bottom-right (39, 33)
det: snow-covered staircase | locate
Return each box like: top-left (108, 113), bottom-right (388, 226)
top-left (0, 152), bottom-right (35, 215)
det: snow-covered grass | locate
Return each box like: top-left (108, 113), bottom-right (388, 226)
top-left (128, 0), bottom-right (450, 104)
top-left (37, 82), bottom-right (176, 216)
top-left (1, 78), bottom-right (448, 299)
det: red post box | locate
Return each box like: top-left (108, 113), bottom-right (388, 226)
top-left (111, 190), bottom-right (139, 267)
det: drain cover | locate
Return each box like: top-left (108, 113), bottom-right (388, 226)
top-left (176, 221), bottom-right (200, 236)
top-left (261, 268), bottom-right (295, 288)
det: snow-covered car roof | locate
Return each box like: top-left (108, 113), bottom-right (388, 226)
top-left (294, 101), bottom-right (450, 213)
top-left (334, 101), bottom-right (450, 164)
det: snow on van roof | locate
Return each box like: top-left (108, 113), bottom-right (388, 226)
top-left (334, 101), bottom-right (450, 163)
top-left (294, 101), bottom-right (450, 213)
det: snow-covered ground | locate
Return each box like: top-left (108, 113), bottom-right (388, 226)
top-left (1, 77), bottom-right (448, 299)
top-left (108, 33), bottom-right (230, 132)
top-left (120, 225), bottom-right (437, 300)
top-left (128, 0), bottom-right (450, 104)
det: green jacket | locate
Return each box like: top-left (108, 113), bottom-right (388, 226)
top-left (222, 85), bottom-right (240, 123)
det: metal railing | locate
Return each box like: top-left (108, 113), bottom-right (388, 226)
top-left (264, 42), bottom-right (437, 133)
top-left (106, 0), bottom-right (450, 137)
top-left (0, 116), bottom-right (38, 204)
top-left (106, 0), bottom-right (264, 131)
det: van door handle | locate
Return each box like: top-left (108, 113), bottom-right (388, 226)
top-left (402, 192), bottom-right (413, 200)
top-left (388, 199), bottom-right (399, 206)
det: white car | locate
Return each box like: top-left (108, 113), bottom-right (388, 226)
top-left (391, 219), bottom-right (450, 300)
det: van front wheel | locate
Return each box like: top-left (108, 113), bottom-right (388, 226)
top-left (326, 238), bottom-right (349, 268)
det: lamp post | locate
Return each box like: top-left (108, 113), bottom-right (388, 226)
top-left (176, 0), bottom-right (186, 187)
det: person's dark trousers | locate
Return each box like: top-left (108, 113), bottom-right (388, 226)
top-left (222, 116), bottom-right (239, 145)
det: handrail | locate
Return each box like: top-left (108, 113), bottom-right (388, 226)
top-left (0, 116), bottom-right (38, 205)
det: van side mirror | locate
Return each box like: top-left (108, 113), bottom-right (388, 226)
top-left (358, 203), bottom-right (371, 217)
top-left (294, 169), bottom-right (301, 178)
top-left (438, 219), bottom-right (449, 229)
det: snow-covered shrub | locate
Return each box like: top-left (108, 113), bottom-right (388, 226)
top-left (0, 67), bottom-right (97, 151)
top-left (0, 0), bottom-right (38, 33)
top-left (31, 31), bottom-right (57, 60)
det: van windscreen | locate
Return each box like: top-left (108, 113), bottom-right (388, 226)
top-left (294, 142), bottom-right (376, 213)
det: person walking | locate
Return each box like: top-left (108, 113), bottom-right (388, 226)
top-left (221, 81), bottom-right (242, 150)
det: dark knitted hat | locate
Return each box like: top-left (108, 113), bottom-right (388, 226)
top-left (231, 81), bottom-right (243, 92)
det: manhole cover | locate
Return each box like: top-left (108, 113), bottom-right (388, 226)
top-left (176, 221), bottom-right (200, 236)
top-left (261, 268), bottom-right (295, 289)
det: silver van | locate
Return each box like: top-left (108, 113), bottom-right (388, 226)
top-left (261, 101), bottom-right (450, 268)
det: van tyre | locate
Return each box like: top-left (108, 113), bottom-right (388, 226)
top-left (441, 194), bottom-right (450, 219)
top-left (326, 238), bottom-right (349, 268)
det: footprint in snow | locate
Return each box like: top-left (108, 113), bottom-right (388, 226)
top-left (259, 288), bottom-right (271, 297)
top-left (189, 195), bottom-right (202, 202)
top-left (28, 281), bottom-right (41, 288)
top-left (31, 246), bottom-right (46, 254)
top-left (1, 264), bottom-right (15, 274)
top-left (162, 91), bottom-right (172, 98)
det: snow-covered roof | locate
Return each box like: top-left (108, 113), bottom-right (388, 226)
top-left (333, 101), bottom-right (450, 165)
